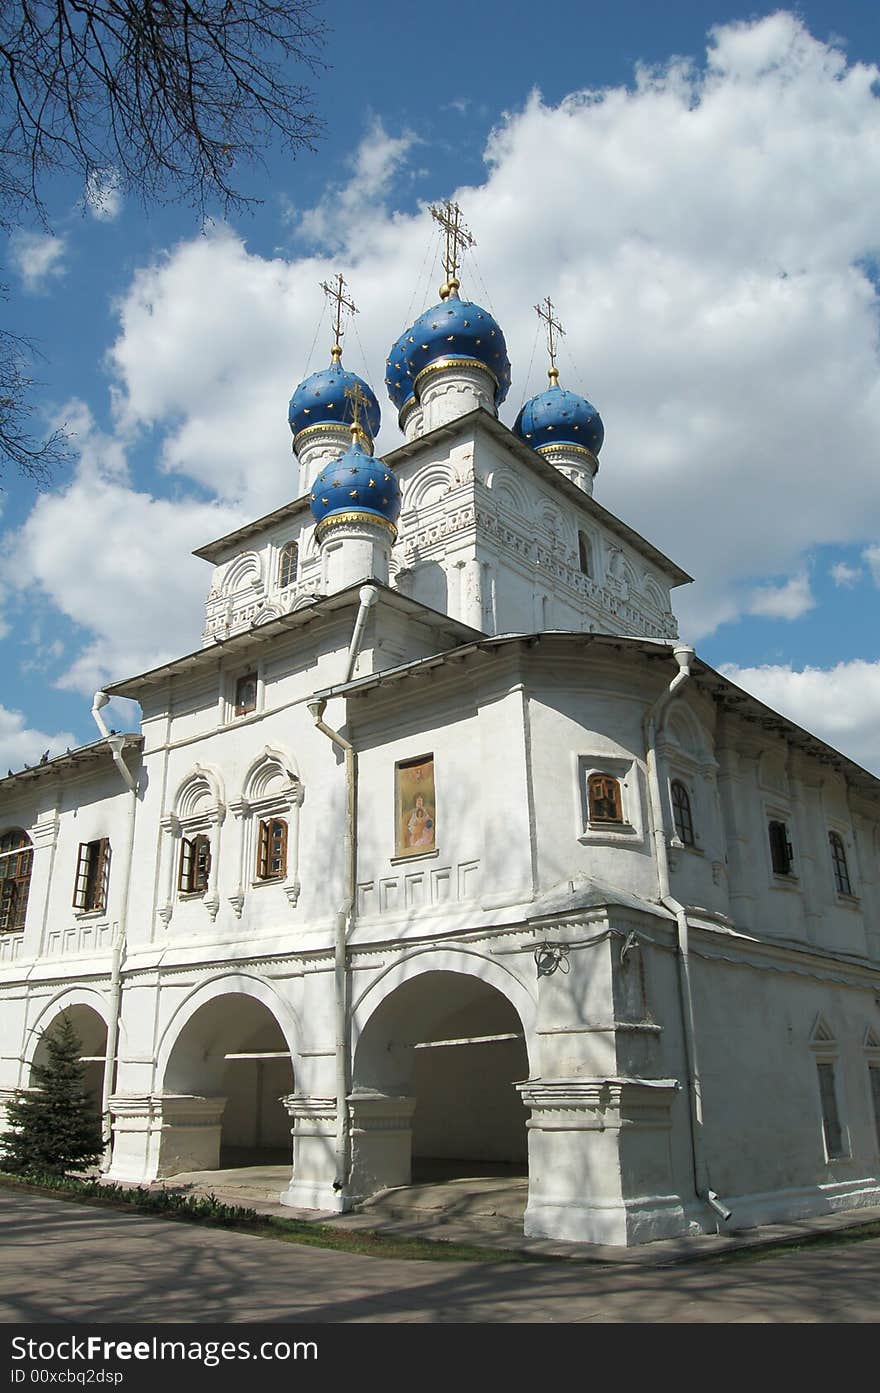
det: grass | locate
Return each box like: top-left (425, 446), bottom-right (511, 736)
top-left (0, 1170), bottom-right (534, 1264)
top-left (2, 1169), bottom-right (879, 1269)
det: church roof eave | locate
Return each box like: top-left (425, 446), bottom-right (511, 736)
top-left (0, 734), bottom-right (144, 793)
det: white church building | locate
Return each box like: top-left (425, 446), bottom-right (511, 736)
top-left (1, 209), bottom-right (879, 1246)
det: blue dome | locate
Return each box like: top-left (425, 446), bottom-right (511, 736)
top-left (309, 440), bottom-right (402, 533)
top-left (385, 296), bottom-right (511, 411)
top-left (513, 383), bottom-right (604, 455)
top-left (289, 363), bottom-right (381, 441)
top-left (385, 330), bottom-right (415, 413)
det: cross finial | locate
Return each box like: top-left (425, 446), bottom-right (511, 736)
top-left (320, 273), bottom-right (358, 363)
top-left (535, 296), bottom-right (565, 385)
top-left (430, 200), bottom-right (475, 300)
top-left (344, 379), bottom-right (371, 447)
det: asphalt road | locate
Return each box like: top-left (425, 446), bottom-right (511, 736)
top-left (1, 1190), bottom-right (878, 1324)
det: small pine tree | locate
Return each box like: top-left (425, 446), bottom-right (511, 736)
top-left (1, 1014), bottom-right (103, 1176)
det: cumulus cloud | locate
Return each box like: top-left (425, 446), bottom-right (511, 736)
top-left (84, 168), bottom-right (123, 222)
top-left (830, 561), bottom-right (861, 588)
top-left (7, 10), bottom-right (880, 718)
top-left (747, 572), bottom-right (814, 620)
top-left (0, 707), bottom-right (76, 774)
top-left (863, 544), bottom-right (880, 584)
top-left (719, 659), bottom-right (880, 776)
top-left (9, 231), bottom-right (67, 291)
top-left (2, 403), bottom-right (242, 693)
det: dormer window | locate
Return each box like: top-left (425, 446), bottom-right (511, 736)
top-left (278, 542), bottom-right (299, 589)
top-left (235, 673), bottom-right (258, 717)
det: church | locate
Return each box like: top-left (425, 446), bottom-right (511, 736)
top-left (1, 203), bottom-right (879, 1247)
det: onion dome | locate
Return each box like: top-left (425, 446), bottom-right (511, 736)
top-left (385, 294), bottom-right (511, 411)
top-left (513, 372), bottom-right (604, 456)
top-left (288, 363), bottom-right (381, 444)
top-left (309, 438), bottom-right (402, 540)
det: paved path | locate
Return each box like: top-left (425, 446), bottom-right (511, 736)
top-left (1, 1191), bottom-right (878, 1323)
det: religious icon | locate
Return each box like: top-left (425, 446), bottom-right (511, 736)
top-left (395, 755), bottom-right (436, 856)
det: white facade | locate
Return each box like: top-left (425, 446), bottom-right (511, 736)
top-left (2, 349), bottom-right (879, 1248)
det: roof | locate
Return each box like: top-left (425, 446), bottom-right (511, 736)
top-left (193, 408), bottom-right (693, 588)
top-left (103, 582), bottom-right (483, 699)
top-left (0, 734), bottom-right (143, 794)
top-left (311, 630), bottom-right (880, 799)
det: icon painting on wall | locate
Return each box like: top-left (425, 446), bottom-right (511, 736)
top-left (396, 755), bottom-right (436, 856)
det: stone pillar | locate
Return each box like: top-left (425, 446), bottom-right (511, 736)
top-left (320, 517), bottom-right (394, 594)
top-left (106, 1094), bottom-right (226, 1183)
top-left (536, 442), bottom-right (598, 495)
top-left (518, 1076), bottom-right (684, 1245)
top-left (417, 361), bottom-right (497, 433)
top-left (293, 425), bottom-right (350, 496)
top-left (347, 1093), bottom-right (417, 1203)
top-left (279, 1095), bottom-right (345, 1212)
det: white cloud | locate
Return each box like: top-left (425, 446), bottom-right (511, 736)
top-left (863, 544), bottom-right (880, 584)
top-left (85, 168), bottom-right (123, 222)
top-left (748, 572), bottom-right (814, 620)
top-left (98, 12), bottom-right (880, 644)
top-left (0, 707), bottom-right (76, 774)
top-left (2, 404), bottom-right (242, 693)
top-left (9, 231), bottom-right (67, 292)
top-left (719, 659), bottom-right (880, 776)
top-left (830, 561), bottom-right (861, 588)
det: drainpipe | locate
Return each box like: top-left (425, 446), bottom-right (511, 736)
top-left (344, 585), bottom-right (380, 684)
top-left (307, 698), bottom-right (356, 1199)
top-left (642, 648), bottom-right (732, 1227)
top-left (92, 691), bottom-right (138, 1158)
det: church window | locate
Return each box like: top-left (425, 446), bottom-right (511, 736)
top-left (578, 530), bottom-right (593, 577)
top-left (278, 542), bottom-right (299, 589)
top-left (828, 832), bottom-right (853, 896)
top-left (178, 834), bottom-right (212, 895)
top-left (257, 818), bottom-right (287, 880)
top-left (869, 1065), bottom-right (880, 1153)
top-left (670, 780), bottom-right (694, 846)
top-left (0, 830), bottom-right (33, 933)
top-left (588, 774), bottom-right (623, 824)
top-left (816, 1062), bottom-right (845, 1160)
top-left (72, 839), bottom-right (110, 913)
top-left (234, 673), bottom-right (258, 717)
top-left (768, 820), bottom-right (793, 876)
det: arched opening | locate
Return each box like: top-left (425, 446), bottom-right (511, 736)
top-left (162, 994), bottom-right (294, 1170)
top-left (31, 1004), bottom-right (108, 1132)
top-left (354, 970), bottom-right (529, 1188)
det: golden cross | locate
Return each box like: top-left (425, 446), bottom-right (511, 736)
top-left (320, 273), bottom-right (358, 363)
top-left (535, 296), bottom-right (565, 383)
top-left (344, 380), bottom-right (371, 444)
top-left (430, 200), bottom-right (475, 299)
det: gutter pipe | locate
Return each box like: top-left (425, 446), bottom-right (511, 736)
top-left (91, 691), bottom-right (139, 1158)
top-left (642, 647), bottom-right (732, 1227)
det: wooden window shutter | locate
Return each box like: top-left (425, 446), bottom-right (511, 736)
top-left (257, 819), bottom-right (270, 879)
top-left (95, 839), bottom-right (111, 912)
top-left (193, 835), bottom-right (211, 892)
top-left (588, 774), bottom-right (622, 823)
top-left (73, 842), bottom-right (90, 909)
top-left (178, 837), bottom-right (193, 892)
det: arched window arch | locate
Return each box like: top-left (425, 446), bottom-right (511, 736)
top-left (278, 541), bottom-right (299, 589)
top-left (0, 829), bottom-right (33, 932)
top-left (588, 773), bottom-right (622, 824)
top-left (828, 831), bottom-right (853, 896)
top-left (670, 780), bottom-right (694, 847)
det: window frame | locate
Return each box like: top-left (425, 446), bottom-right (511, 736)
top-left (234, 671), bottom-right (258, 718)
top-left (278, 541), bottom-right (299, 590)
top-left (587, 773), bottom-right (623, 824)
top-left (815, 1059), bottom-right (848, 1162)
top-left (72, 838), bottom-right (111, 913)
top-left (256, 817), bottom-right (288, 882)
top-left (177, 832), bottom-right (212, 896)
top-left (0, 829), bottom-right (33, 933)
top-left (577, 756), bottom-right (644, 847)
top-left (577, 530), bottom-right (593, 578)
top-left (828, 830), bottom-right (853, 898)
top-left (670, 779), bottom-right (695, 848)
top-left (767, 818), bottom-right (794, 877)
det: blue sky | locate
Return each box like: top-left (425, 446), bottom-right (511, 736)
top-left (2, 1), bottom-right (880, 773)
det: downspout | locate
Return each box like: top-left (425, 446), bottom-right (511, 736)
top-left (91, 691), bottom-right (138, 1158)
top-left (345, 585), bottom-right (379, 684)
top-left (642, 647), bottom-right (732, 1226)
top-left (307, 698), bottom-right (356, 1198)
